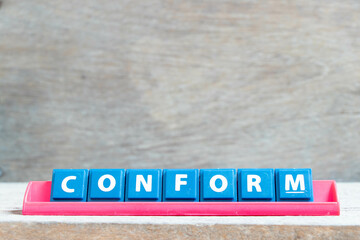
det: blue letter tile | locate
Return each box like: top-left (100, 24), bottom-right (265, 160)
top-left (50, 169), bottom-right (89, 202)
top-left (275, 168), bottom-right (313, 202)
top-left (125, 169), bottom-right (162, 202)
top-left (238, 169), bottom-right (275, 201)
top-left (200, 169), bottom-right (237, 202)
top-left (163, 169), bottom-right (199, 202)
top-left (88, 169), bottom-right (125, 201)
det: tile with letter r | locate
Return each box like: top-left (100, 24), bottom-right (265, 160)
top-left (238, 168), bottom-right (275, 201)
top-left (50, 169), bottom-right (89, 202)
top-left (125, 169), bottom-right (162, 202)
top-left (163, 169), bottom-right (199, 202)
top-left (88, 169), bottom-right (125, 202)
top-left (200, 169), bottom-right (237, 202)
top-left (275, 168), bottom-right (313, 202)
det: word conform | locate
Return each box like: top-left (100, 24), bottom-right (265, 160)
top-left (50, 168), bottom-right (313, 202)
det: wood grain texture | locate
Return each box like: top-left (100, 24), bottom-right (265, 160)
top-left (2, 224), bottom-right (360, 240)
top-left (1, 182), bottom-right (360, 239)
top-left (0, 0), bottom-right (360, 182)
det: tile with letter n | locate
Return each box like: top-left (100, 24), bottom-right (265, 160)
top-left (50, 169), bottom-right (89, 202)
top-left (163, 169), bottom-right (199, 202)
top-left (200, 169), bottom-right (237, 202)
top-left (275, 168), bottom-right (314, 202)
top-left (88, 169), bottom-right (125, 202)
top-left (238, 168), bottom-right (275, 201)
top-left (125, 169), bottom-right (162, 202)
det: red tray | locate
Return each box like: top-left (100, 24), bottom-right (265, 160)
top-left (22, 180), bottom-right (340, 216)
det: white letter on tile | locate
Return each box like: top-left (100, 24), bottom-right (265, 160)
top-left (98, 174), bottom-right (116, 192)
top-left (247, 175), bottom-right (262, 192)
top-left (175, 174), bottom-right (188, 191)
top-left (61, 176), bottom-right (76, 193)
top-left (285, 174), bottom-right (305, 191)
top-left (209, 175), bottom-right (228, 192)
top-left (136, 175), bottom-right (152, 192)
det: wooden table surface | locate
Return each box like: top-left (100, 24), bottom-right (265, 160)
top-left (0, 1), bottom-right (360, 182)
top-left (1, 182), bottom-right (360, 239)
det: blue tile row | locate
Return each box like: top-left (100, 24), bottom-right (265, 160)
top-left (50, 168), bottom-right (313, 202)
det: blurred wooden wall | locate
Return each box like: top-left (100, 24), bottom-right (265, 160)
top-left (0, 0), bottom-right (359, 182)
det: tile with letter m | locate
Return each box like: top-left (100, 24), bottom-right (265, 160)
top-left (275, 168), bottom-right (313, 202)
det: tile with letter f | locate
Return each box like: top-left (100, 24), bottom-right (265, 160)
top-left (163, 169), bottom-right (199, 202)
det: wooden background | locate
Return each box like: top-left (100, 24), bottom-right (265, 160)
top-left (0, 0), bottom-right (359, 182)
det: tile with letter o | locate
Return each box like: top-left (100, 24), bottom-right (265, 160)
top-left (125, 169), bottom-right (162, 202)
top-left (275, 168), bottom-right (313, 202)
top-left (88, 169), bottom-right (125, 201)
top-left (50, 169), bottom-right (89, 202)
top-left (163, 169), bottom-right (199, 202)
top-left (200, 169), bottom-right (237, 202)
top-left (238, 168), bottom-right (275, 201)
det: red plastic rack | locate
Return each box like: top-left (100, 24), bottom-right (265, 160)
top-left (22, 180), bottom-right (340, 216)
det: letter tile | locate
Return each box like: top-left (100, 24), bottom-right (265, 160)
top-left (88, 169), bottom-right (125, 201)
top-left (238, 168), bottom-right (275, 201)
top-left (50, 169), bottom-right (89, 202)
top-left (275, 168), bottom-right (313, 201)
top-left (125, 169), bottom-right (162, 201)
top-left (163, 169), bottom-right (199, 201)
top-left (200, 169), bottom-right (237, 202)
